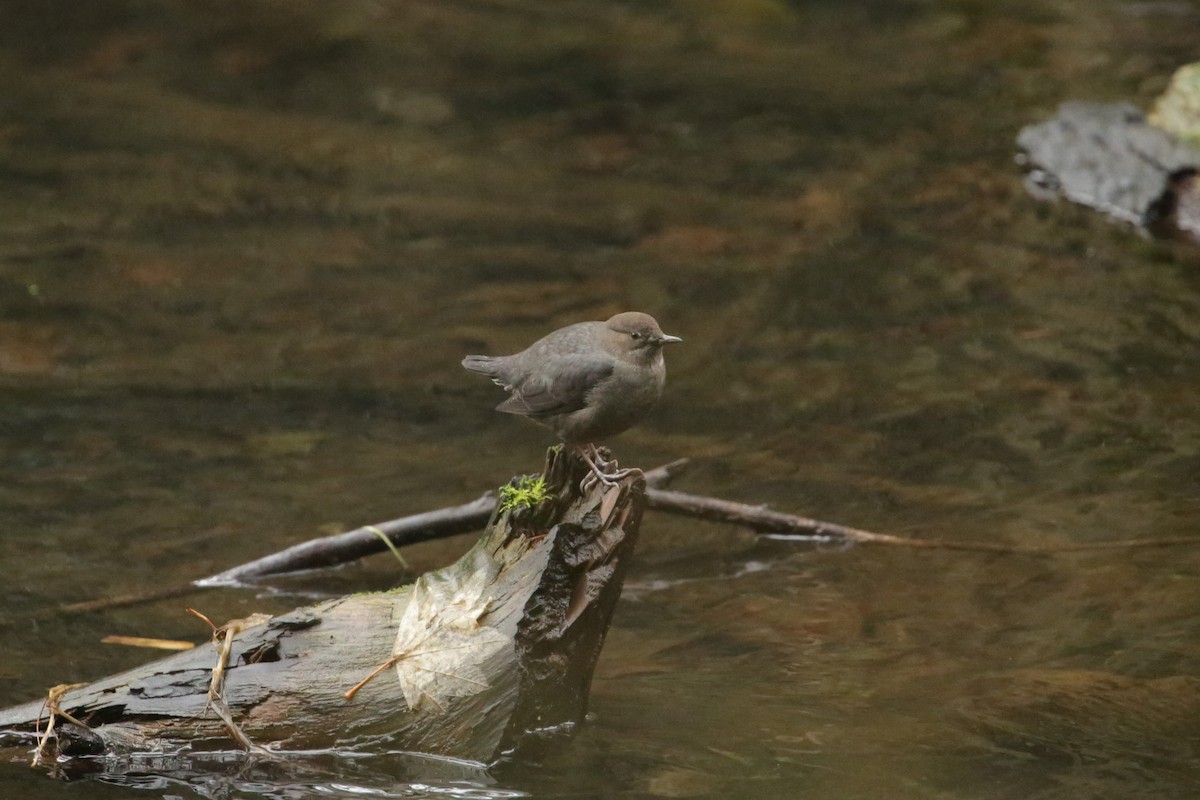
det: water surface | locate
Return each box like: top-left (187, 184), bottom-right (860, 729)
top-left (2, 1), bottom-right (1199, 798)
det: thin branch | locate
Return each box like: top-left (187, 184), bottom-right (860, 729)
top-left (197, 459), bottom-right (693, 587)
top-left (343, 655), bottom-right (402, 702)
top-left (644, 488), bottom-right (1200, 554)
top-left (4, 460), bottom-right (697, 624)
top-left (13, 455), bottom-right (1198, 625)
top-left (196, 492), bottom-right (499, 587)
top-left (642, 458), bottom-right (691, 488)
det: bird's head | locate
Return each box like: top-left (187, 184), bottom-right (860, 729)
top-left (604, 312), bottom-right (682, 362)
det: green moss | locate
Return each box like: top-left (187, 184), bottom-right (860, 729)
top-left (498, 474), bottom-right (552, 512)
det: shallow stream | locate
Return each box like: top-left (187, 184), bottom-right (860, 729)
top-left (1, 1), bottom-right (1199, 798)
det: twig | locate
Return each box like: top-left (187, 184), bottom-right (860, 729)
top-left (58, 585), bottom-right (202, 617)
top-left (17, 454), bottom-right (1199, 628)
top-left (644, 488), bottom-right (1200, 554)
top-left (343, 655), bottom-right (402, 702)
top-left (6, 460), bottom-right (692, 624)
top-left (101, 635), bottom-right (196, 651)
top-left (642, 458), bottom-right (691, 488)
top-left (197, 492), bottom-right (499, 587)
top-left (188, 608), bottom-right (273, 755)
top-left (31, 683), bottom-right (88, 766)
top-left (0, 585), bottom-right (208, 628)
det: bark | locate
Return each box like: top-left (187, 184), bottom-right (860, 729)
top-left (0, 448), bottom-right (645, 766)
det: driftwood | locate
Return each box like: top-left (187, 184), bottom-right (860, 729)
top-left (198, 493), bottom-right (498, 587)
top-left (196, 459), bottom-right (688, 587)
top-left (644, 490), bottom-right (1200, 554)
top-left (8, 452), bottom-right (1197, 629)
top-left (0, 448), bottom-right (646, 766)
top-left (196, 457), bottom-right (1200, 586)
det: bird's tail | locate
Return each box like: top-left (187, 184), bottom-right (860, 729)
top-left (461, 354), bottom-right (501, 377)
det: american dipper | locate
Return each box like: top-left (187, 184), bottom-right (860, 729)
top-left (462, 312), bottom-right (681, 482)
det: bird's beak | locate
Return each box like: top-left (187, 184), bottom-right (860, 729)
top-left (659, 334), bottom-right (683, 344)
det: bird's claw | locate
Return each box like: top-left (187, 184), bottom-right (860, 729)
top-left (577, 444), bottom-right (643, 492)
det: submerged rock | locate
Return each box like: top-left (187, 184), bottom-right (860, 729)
top-left (1016, 102), bottom-right (1200, 239)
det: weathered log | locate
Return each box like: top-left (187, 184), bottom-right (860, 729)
top-left (0, 447), bottom-right (646, 766)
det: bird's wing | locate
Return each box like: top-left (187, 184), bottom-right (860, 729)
top-left (495, 358), bottom-right (613, 417)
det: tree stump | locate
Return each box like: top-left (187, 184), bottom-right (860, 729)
top-left (0, 447), bottom-right (646, 767)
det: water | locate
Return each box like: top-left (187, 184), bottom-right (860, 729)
top-left (2, 0), bottom-right (1200, 797)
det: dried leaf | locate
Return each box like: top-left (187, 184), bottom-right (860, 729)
top-left (392, 567), bottom-right (510, 713)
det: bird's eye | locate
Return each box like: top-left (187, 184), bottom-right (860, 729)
top-left (630, 332), bottom-right (642, 340)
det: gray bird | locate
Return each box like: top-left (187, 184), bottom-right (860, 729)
top-left (463, 311), bottom-right (682, 482)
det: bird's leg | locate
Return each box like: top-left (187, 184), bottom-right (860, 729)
top-left (576, 444), bottom-right (620, 491)
top-left (584, 444), bottom-right (643, 484)
top-left (588, 444), bottom-right (615, 471)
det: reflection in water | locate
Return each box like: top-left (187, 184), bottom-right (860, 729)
top-left (62, 747), bottom-right (516, 800)
top-left (1, 0), bottom-right (1199, 798)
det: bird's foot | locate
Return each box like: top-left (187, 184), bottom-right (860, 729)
top-left (604, 465), bottom-right (644, 482)
top-left (576, 444), bottom-right (642, 492)
top-left (578, 446), bottom-right (616, 492)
